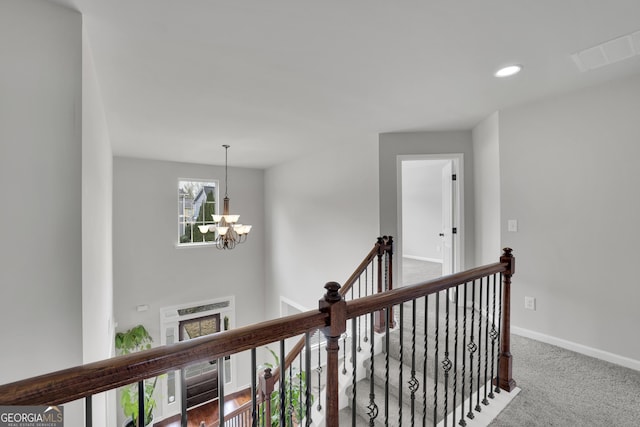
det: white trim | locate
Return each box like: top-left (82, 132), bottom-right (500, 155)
top-left (435, 383), bottom-right (520, 427)
top-left (403, 254), bottom-right (443, 264)
top-left (512, 326), bottom-right (640, 372)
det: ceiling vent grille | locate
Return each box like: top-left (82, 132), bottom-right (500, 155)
top-left (571, 30), bottom-right (640, 72)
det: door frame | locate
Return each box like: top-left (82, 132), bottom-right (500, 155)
top-left (396, 153), bottom-right (464, 286)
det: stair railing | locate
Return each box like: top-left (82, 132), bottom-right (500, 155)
top-left (0, 241), bottom-right (515, 427)
top-left (256, 236), bottom-right (393, 425)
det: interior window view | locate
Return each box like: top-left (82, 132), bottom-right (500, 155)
top-left (3, 2), bottom-right (640, 427)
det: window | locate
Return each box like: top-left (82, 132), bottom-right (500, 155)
top-left (178, 180), bottom-right (218, 244)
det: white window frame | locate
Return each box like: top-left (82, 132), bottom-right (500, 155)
top-left (177, 178), bottom-right (220, 247)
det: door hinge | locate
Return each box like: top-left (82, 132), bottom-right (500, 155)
top-left (452, 227), bottom-right (457, 234)
top-left (452, 174), bottom-right (457, 181)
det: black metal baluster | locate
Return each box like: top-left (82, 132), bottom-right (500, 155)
top-left (398, 304), bottom-right (404, 426)
top-left (85, 395), bottom-right (92, 427)
top-left (305, 332), bottom-right (312, 426)
top-left (219, 357), bottom-right (225, 427)
top-left (364, 267), bottom-right (370, 343)
top-left (443, 290), bottom-right (452, 426)
top-left (483, 275), bottom-right (490, 406)
top-left (467, 280), bottom-right (476, 420)
top-left (475, 278), bottom-right (483, 413)
top-left (459, 282), bottom-right (468, 427)
top-left (251, 349), bottom-right (257, 427)
top-left (368, 311), bottom-right (379, 426)
top-left (453, 285), bottom-right (460, 427)
top-left (289, 361), bottom-right (294, 425)
top-left (280, 341), bottom-right (286, 426)
top-left (299, 354), bottom-right (303, 426)
top-left (495, 273), bottom-right (503, 394)
top-left (422, 294), bottom-right (429, 426)
top-left (489, 274), bottom-right (498, 400)
top-left (343, 333), bottom-right (348, 375)
top-left (138, 380), bottom-right (144, 427)
top-left (352, 318), bottom-right (358, 427)
top-left (358, 276), bottom-right (363, 352)
top-left (316, 331), bottom-right (322, 412)
top-left (385, 306), bottom-right (391, 426)
top-left (433, 292), bottom-right (440, 427)
top-left (409, 299), bottom-right (419, 426)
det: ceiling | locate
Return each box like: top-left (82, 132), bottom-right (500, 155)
top-left (52, 0), bottom-right (640, 168)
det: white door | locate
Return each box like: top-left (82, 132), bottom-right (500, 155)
top-left (440, 160), bottom-right (454, 275)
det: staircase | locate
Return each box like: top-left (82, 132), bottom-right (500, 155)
top-left (343, 292), bottom-right (502, 426)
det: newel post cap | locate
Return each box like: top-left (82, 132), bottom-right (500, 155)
top-left (319, 282), bottom-right (347, 337)
top-left (501, 247), bottom-right (515, 276)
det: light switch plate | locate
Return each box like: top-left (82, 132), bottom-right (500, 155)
top-left (508, 219), bottom-right (518, 232)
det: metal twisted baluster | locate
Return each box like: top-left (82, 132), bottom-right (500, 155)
top-left (358, 276), bottom-right (362, 352)
top-left (483, 275), bottom-right (491, 406)
top-left (397, 304), bottom-right (403, 426)
top-left (475, 278), bottom-right (483, 413)
top-left (467, 280), bottom-right (477, 420)
top-left (459, 283), bottom-right (468, 427)
top-left (364, 266), bottom-right (370, 343)
top-left (489, 274), bottom-right (498, 399)
top-left (422, 294), bottom-right (429, 426)
top-left (352, 318), bottom-right (358, 427)
top-left (288, 362), bottom-right (294, 425)
top-left (280, 341), bottom-right (287, 426)
top-left (367, 311), bottom-right (378, 426)
top-left (409, 299), bottom-right (419, 426)
top-left (495, 273), bottom-right (503, 394)
top-left (305, 332), bottom-right (312, 426)
top-left (343, 333), bottom-right (348, 375)
top-left (443, 289), bottom-right (452, 426)
top-left (251, 349), bottom-right (257, 427)
top-left (298, 351), bottom-right (303, 425)
top-left (453, 285), bottom-right (460, 426)
top-left (433, 292), bottom-right (440, 426)
top-left (317, 331), bottom-right (322, 411)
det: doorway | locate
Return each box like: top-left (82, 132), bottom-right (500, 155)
top-left (398, 154), bottom-right (463, 286)
top-left (179, 314), bottom-right (221, 409)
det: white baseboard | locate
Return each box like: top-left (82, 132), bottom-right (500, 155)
top-left (403, 255), bottom-right (443, 263)
top-left (512, 326), bottom-right (640, 372)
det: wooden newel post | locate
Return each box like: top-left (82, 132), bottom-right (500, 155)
top-left (498, 247), bottom-right (517, 392)
top-left (319, 281), bottom-right (347, 426)
top-left (374, 236), bottom-right (395, 332)
top-left (259, 368), bottom-right (274, 425)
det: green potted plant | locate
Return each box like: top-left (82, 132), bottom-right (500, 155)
top-left (115, 325), bottom-right (158, 427)
top-left (263, 348), bottom-right (313, 427)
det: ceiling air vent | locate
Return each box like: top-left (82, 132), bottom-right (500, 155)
top-left (571, 31), bottom-right (640, 72)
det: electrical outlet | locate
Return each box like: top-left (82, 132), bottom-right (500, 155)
top-left (524, 296), bottom-right (536, 311)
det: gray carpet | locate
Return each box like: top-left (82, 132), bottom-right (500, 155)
top-left (402, 258), bottom-right (442, 286)
top-left (489, 334), bottom-right (640, 426)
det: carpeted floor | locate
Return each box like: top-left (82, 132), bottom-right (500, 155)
top-left (402, 257), bottom-right (442, 286)
top-left (489, 334), bottom-right (640, 426)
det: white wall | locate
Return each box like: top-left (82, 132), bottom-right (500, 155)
top-left (379, 131), bottom-right (476, 270)
top-left (500, 73), bottom-right (640, 362)
top-left (264, 140), bottom-right (379, 317)
top-left (0, 0), bottom-right (83, 379)
top-left (82, 21), bottom-right (115, 427)
top-left (401, 161), bottom-right (444, 262)
top-left (112, 156), bottom-right (265, 415)
top-left (0, 1), bottom-right (83, 422)
top-left (472, 112), bottom-right (501, 265)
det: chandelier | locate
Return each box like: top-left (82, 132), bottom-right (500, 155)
top-left (198, 144), bottom-right (252, 249)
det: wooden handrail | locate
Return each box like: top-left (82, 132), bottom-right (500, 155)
top-left (340, 236), bottom-right (392, 296)
top-left (0, 310), bottom-right (327, 405)
top-left (0, 242), bottom-right (515, 427)
top-left (346, 261), bottom-right (508, 319)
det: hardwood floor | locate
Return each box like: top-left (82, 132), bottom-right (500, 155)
top-left (153, 389), bottom-right (252, 427)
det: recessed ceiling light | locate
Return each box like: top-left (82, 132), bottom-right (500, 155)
top-left (494, 65), bottom-right (522, 78)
